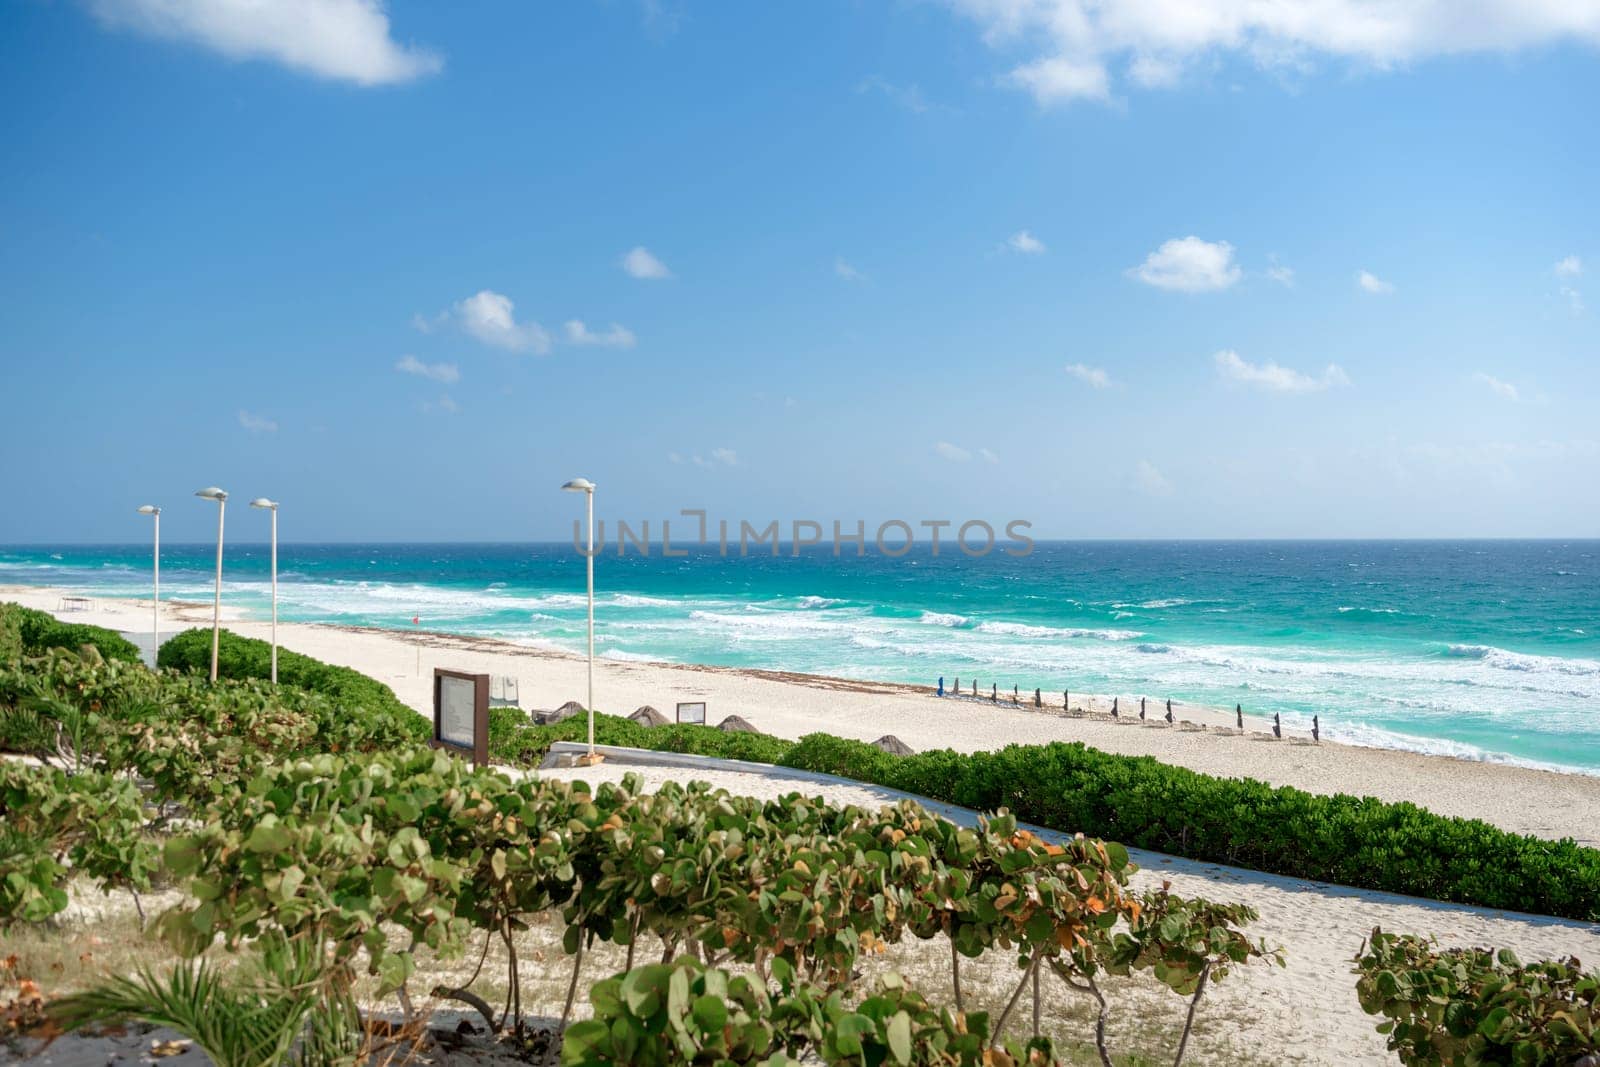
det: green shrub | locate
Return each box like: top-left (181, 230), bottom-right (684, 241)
top-left (1353, 927), bottom-right (1599, 1065)
top-left (779, 735), bottom-right (1600, 922)
top-left (489, 709), bottom-right (794, 766)
top-left (0, 601), bottom-right (141, 664)
top-left (157, 628), bottom-right (425, 742)
top-left (502, 715), bottom-right (1600, 921)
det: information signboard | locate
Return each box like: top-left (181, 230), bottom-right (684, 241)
top-left (676, 701), bottom-right (707, 725)
top-left (433, 668), bottom-right (489, 767)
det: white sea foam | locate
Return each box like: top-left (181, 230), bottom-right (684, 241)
top-left (795, 595), bottom-right (845, 609)
top-left (919, 611), bottom-right (972, 628)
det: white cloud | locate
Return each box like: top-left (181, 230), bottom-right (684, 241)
top-left (621, 246), bottom-right (672, 280)
top-left (940, 0), bottom-right (1600, 105)
top-left (1266, 255), bottom-right (1295, 286)
top-left (454, 290), bottom-right (550, 354)
top-left (935, 441), bottom-right (972, 462)
top-left (1554, 255), bottom-right (1583, 278)
top-left (1473, 372), bottom-right (1520, 402)
top-left (1129, 236), bottom-right (1240, 292)
top-left (238, 410), bottom-right (277, 433)
top-left (1008, 229), bottom-right (1047, 254)
top-left (395, 355), bottom-right (459, 384)
top-left (89, 0), bottom-right (441, 86)
top-left (667, 451), bottom-right (684, 464)
top-left (691, 449), bottom-right (738, 469)
top-left (1214, 349), bottom-right (1351, 393)
top-left (835, 257), bottom-right (865, 282)
top-left (422, 393), bottom-right (459, 415)
top-left (856, 76), bottom-right (933, 113)
top-left (1006, 55), bottom-right (1110, 103)
top-left (1133, 459), bottom-right (1172, 497)
top-left (1356, 269), bottom-right (1395, 294)
top-left (1064, 362), bottom-right (1112, 388)
top-left (1560, 285), bottom-right (1585, 314)
top-left (564, 320), bottom-right (637, 349)
top-left (979, 447), bottom-right (1000, 464)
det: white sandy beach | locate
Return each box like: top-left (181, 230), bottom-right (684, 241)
top-left (8, 585), bottom-right (1595, 848)
top-left (7, 586), bottom-right (1600, 1066)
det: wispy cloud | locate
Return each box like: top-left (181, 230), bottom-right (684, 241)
top-left (689, 448), bottom-right (738, 468)
top-left (935, 441), bottom-right (972, 462)
top-left (1266, 255), bottom-right (1295, 287)
top-left (978, 447), bottom-right (1000, 464)
top-left (1356, 269), bottom-right (1395, 295)
top-left (1064, 362), bottom-right (1112, 388)
top-left (939, 0), bottom-right (1600, 105)
top-left (454, 290), bottom-right (551, 353)
top-left (238, 410), bottom-right (278, 433)
top-left (564, 320), bottom-right (637, 349)
top-left (1007, 230), bottom-right (1047, 255)
top-left (1472, 372), bottom-right (1520, 402)
top-left (856, 75), bottom-right (934, 113)
top-left (1214, 349), bottom-right (1350, 393)
top-left (621, 246), bottom-right (672, 280)
top-left (1554, 256), bottom-right (1584, 313)
top-left (835, 257), bottom-right (866, 282)
top-left (87, 0), bottom-right (441, 86)
top-left (1133, 459), bottom-right (1172, 497)
top-left (423, 393), bottom-right (459, 415)
top-left (395, 355), bottom-right (460, 384)
top-left (1129, 237), bottom-right (1240, 292)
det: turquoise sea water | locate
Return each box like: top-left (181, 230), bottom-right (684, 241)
top-left (3, 541), bottom-right (1597, 773)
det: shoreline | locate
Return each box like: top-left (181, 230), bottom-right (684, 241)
top-left (6, 583), bottom-right (1600, 847)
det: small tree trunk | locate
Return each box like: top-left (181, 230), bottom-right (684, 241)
top-left (560, 934), bottom-right (586, 1030)
top-left (991, 951), bottom-right (1041, 1046)
top-left (951, 936), bottom-right (964, 1012)
top-left (1172, 962), bottom-right (1212, 1067)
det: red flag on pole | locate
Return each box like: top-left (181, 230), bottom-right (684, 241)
top-left (412, 615), bottom-right (419, 626)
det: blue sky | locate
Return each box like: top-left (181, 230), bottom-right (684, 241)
top-left (2, 0), bottom-right (1597, 543)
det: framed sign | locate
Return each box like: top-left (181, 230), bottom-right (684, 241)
top-left (676, 701), bottom-right (707, 725)
top-left (433, 668), bottom-right (489, 767)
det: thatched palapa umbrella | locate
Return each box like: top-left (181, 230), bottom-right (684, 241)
top-left (872, 735), bottom-right (915, 756)
top-left (630, 704), bottom-right (669, 727)
top-left (717, 714), bottom-right (762, 734)
top-left (534, 700), bottom-right (587, 726)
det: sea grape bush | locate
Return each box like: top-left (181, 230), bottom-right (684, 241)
top-left (499, 713), bottom-right (1600, 922)
top-left (157, 628), bottom-right (426, 743)
top-left (0, 645), bottom-right (431, 924)
top-left (562, 959), bottom-right (1060, 1066)
top-left (0, 761), bottom-right (156, 924)
top-left (0, 602), bottom-right (142, 665)
top-left (151, 748), bottom-right (1276, 1066)
top-left (1353, 927), bottom-right (1599, 1066)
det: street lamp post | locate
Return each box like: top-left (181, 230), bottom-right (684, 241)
top-left (195, 487), bottom-right (228, 682)
top-left (136, 505), bottom-right (159, 663)
top-left (561, 478), bottom-right (601, 764)
top-left (250, 498), bottom-right (280, 684)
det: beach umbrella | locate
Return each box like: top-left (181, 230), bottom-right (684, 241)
top-left (630, 705), bottom-right (669, 727)
top-left (717, 714), bottom-right (762, 734)
top-left (872, 735), bottom-right (916, 756)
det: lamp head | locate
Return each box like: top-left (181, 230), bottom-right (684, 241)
top-left (137, 505), bottom-right (159, 515)
top-left (195, 487), bottom-right (228, 502)
top-left (249, 498), bottom-right (278, 510)
top-left (561, 478), bottom-right (596, 493)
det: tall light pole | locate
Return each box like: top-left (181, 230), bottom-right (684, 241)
top-left (195, 487), bottom-right (228, 682)
top-left (250, 498), bottom-right (279, 684)
top-left (561, 478), bottom-right (601, 764)
top-left (136, 505), bottom-right (160, 663)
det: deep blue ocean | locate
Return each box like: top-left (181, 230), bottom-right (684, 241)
top-left (3, 541), bottom-right (1597, 773)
